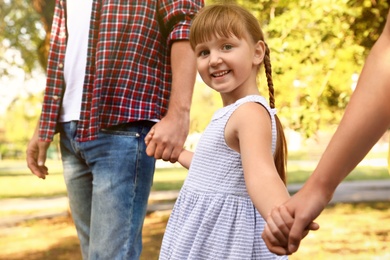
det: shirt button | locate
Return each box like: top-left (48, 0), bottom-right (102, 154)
top-left (53, 95), bottom-right (59, 100)
top-left (60, 32), bottom-right (66, 38)
top-left (58, 63), bottom-right (64, 69)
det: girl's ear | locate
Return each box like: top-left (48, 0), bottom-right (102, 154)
top-left (253, 40), bottom-right (266, 66)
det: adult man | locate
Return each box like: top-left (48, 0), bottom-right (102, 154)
top-left (262, 8), bottom-right (390, 255)
top-left (26, 0), bottom-right (203, 259)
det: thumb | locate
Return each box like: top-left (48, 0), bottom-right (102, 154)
top-left (287, 220), bottom-right (306, 253)
top-left (307, 221), bottom-right (320, 231)
top-left (37, 142), bottom-right (49, 167)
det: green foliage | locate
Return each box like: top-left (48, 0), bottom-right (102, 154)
top-left (1, 93), bottom-right (42, 159)
top-left (203, 0), bottom-right (388, 137)
top-left (0, 0), bottom-right (45, 76)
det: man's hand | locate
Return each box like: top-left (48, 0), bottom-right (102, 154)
top-left (26, 126), bottom-right (51, 179)
top-left (145, 112), bottom-right (189, 163)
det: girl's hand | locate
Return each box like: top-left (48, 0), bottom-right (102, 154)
top-left (145, 127), bottom-right (155, 146)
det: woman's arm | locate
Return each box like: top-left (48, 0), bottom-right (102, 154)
top-left (263, 9), bottom-right (390, 255)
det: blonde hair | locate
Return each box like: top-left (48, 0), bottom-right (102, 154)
top-left (190, 4), bottom-right (288, 184)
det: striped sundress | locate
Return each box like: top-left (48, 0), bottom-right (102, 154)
top-left (159, 95), bottom-right (288, 260)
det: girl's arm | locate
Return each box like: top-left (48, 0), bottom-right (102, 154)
top-left (225, 102), bottom-right (290, 218)
top-left (177, 149), bottom-right (194, 169)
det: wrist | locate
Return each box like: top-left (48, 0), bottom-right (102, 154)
top-left (165, 105), bottom-right (190, 120)
top-left (302, 175), bottom-right (335, 206)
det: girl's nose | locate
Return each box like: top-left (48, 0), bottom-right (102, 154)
top-left (209, 52), bottom-right (222, 67)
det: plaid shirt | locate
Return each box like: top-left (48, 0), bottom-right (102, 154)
top-left (40, 0), bottom-right (203, 142)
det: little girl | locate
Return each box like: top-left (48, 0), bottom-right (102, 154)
top-left (147, 3), bottom-right (290, 259)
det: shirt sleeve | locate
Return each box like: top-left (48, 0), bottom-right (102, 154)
top-left (158, 0), bottom-right (204, 45)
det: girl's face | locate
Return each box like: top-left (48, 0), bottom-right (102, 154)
top-left (194, 33), bottom-right (264, 104)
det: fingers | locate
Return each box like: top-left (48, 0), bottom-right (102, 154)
top-left (262, 205), bottom-right (296, 255)
top-left (144, 122), bottom-right (186, 163)
top-left (153, 141), bottom-right (175, 162)
top-left (265, 208), bottom-right (291, 246)
top-left (145, 133), bottom-right (176, 162)
top-left (167, 145), bottom-right (181, 163)
top-left (261, 233), bottom-right (289, 256)
top-left (145, 127), bottom-right (177, 161)
top-left (37, 142), bottom-right (48, 167)
top-left (262, 223), bottom-right (289, 255)
top-left (287, 219), bottom-right (307, 253)
top-left (26, 140), bottom-right (50, 179)
top-left (287, 209), bottom-right (322, 253)
top-left (144, 128), bottom-right (155, 146)
top-left (278, 205), bottom-right (295, 232)
top-left (307, 221), bottom-right (320, 231)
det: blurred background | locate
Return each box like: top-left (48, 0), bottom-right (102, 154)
top-left (1, 0), bottom-right (389, 158)
top-left (0, 0), bottom-right (389, 259)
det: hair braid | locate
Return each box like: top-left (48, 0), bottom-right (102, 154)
top-left (263, 42), bottom-right (287, 184)
top-left (263, 42), bottom-right (275, 109)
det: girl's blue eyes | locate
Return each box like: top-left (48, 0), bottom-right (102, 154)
top-left (222, 44), bottom-right (233, 50)
top-left (199, 50), bottom-right (209, 56)
top-left (197, 44), bottom-right (233, 57)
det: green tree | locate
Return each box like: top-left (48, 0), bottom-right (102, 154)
top-left (205, 0), bottom-right (388, 137)
top-left (0, 0), bottom-right (54, 74)
top-left (0, 0), bottom-right (55, 159)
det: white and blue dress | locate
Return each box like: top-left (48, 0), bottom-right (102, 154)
top-left (159, 95), bottom-right (288, 260)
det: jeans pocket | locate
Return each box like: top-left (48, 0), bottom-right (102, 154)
top-left (100, 121), bottom-right (155, 137)
top-left (100, 124), bottom-right (141, 137)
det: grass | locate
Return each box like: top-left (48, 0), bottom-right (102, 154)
top-left (152, 167), bottom-right (188, 191)
top-left (0, 202), bottom-right (389, 260)
top-left (0, 160), bottom-right (65, 199)
top-left (1, 151), bottom-right (389, 198)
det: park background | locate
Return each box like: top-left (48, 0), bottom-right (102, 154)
top-left (1, 0), bottom-right (390, 259)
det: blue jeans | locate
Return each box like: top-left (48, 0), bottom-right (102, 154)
top-left (58, 121), bottom-right (156, 260)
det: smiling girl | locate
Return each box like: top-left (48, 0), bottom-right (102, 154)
top-left (147, 3), bottom-right (291, 259)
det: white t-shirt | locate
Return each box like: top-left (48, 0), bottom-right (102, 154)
top-left (59, 0), bottom-right (93, 122)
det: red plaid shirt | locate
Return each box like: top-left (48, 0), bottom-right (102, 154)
top-left (39, 0), bottom-right (203, 142)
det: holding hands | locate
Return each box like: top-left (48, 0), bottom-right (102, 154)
top-left (145, 111), bottom-right (189, 163)
top-left (262, 184), bottom-right (324, 255)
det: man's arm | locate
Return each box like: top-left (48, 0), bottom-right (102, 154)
top-left (146, 40), bottom-right (197, 162)
top-left (263, 9), bottom-right (390, 255)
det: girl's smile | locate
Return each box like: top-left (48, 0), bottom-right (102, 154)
top-left (194, 34), bottom-right (265, 104)
top-left (211, 70), bottom-right (231, 78)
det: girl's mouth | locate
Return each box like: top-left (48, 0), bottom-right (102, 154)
top-left (211, 70), bottom-right (230, 78)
